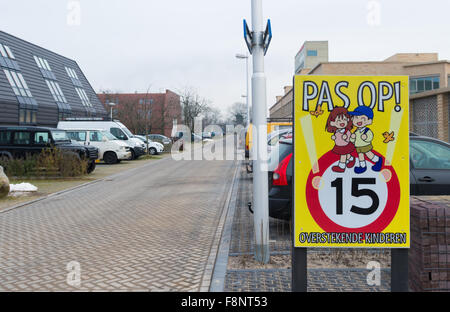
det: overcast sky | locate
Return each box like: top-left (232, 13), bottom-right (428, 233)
top-left (1, 0), bottom-right (449, 117)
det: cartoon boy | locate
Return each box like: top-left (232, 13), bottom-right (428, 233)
top-left (349, 106), bottom-right (383, 174)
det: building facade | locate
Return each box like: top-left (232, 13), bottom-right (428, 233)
top-left (270, 51), bottom-right (450, 142)
top-left (97, 90), bottom-right (182, 138)
top-left (0, 31), bottom-right (106, 127)
top-left (294, 41), bottom-right (328, 74)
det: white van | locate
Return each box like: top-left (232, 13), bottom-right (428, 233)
top-left (64, 129), bottom-right (131, 164)
top-left (58, 120), bottom-right (146, 159)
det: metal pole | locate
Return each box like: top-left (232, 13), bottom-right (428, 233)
top-left (292, 248), bottom-right (307, 292)
top-left (251, 0), bottom-right (269, 263)
top-left (246, 53), bottom-right (250, 127)
top-left (391, 249), bottom-right (409, 292)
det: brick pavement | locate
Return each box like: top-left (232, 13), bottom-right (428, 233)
top-left (225, 269), bottom-right (391, 292)
top-left (0, 152), bottom-right (237, 291)
top-left (222, 163), bottom-right (392, 292)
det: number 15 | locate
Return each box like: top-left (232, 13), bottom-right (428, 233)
top-left (331, 178), bottom-right (380, 216)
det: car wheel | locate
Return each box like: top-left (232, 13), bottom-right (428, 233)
top-left (149, 147), bottom-right (157, 155)
top-left (87, 161), bottom-right (96, 174)
top-left (129, 149), bottom-right (136, 160)
top-left (104, 152), bottom-right (118, 164)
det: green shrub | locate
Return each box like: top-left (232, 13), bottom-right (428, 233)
top-left (0, 148), bottom-right (89, 178)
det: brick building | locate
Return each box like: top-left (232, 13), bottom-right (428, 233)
top-left (97, 90), bottom-right (182, 138)
top-left (270, 50), bottom-right (450, 142)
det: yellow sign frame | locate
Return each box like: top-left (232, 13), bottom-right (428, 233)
top-left (293, 75), bottom-right (410, 248)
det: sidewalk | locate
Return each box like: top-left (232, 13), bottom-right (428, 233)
top-left (213, 162), bottom-right (392, 292)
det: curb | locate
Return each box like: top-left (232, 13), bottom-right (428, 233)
top-left (0, 156), bottom-right (169, 215)
top-left (209, 162), bottom-right (241, 292)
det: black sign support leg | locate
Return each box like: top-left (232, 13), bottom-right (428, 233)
top-left (391, 248), bottom-right (409, 292)
top-left (292, 247), bottom-right (307, 292)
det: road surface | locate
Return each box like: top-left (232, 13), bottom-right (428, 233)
top-left (0, 139), bottom-right (239, 291)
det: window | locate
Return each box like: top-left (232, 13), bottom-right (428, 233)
top-left (19, 109), bottom-right (36, 124)
top-left (89, 131), bottom-right (102, 142)
top-left (51, 131), bottom-right (70, 142)
top-left (0, 43), bottom-right (15, 59)
top-left (34, 132), bottom-right (51, 145)
top-left (4, 69), bottom-right (38, 121)
top-left (307, 50), bottom-right (318, 56)
top-left (67, 131), bottom-right (86, 142)
top-left (0, 43), bottom-right (19, 70)
top-left (410, 76), bottom-right (440, 94)
top-left (110, 127), bottom-right (127, 140)
top-left (45, 80), bottom-right (67, 103)
top-left (65, 66), bottom-right (79, 79)
top-left (65, 66), bottom-right (83, 87)
top-left (44, 79), bottom-right (71, 115)
top-left (34, 56), bottom-right (51, 71)
top-left (410, 140), bottom-right (450, 170)
top-left (0, 131), bottom-right (12, 145)
top-left (4, 69), bottom-right (32, 97)
top-left (75, 87), bottom-right (92, 107)
top-left (13, 131), bottom-right (31, 145)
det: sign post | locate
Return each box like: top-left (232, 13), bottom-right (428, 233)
top-left (292, 75), bottom-right (410, 291)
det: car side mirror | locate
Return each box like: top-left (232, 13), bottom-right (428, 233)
top-left (102, 137), bottom-right (108, 142)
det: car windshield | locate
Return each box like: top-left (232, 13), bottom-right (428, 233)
top-left (122, 127), bottom-right (133, 138)
top-left (51, 130), bottom-right (70, 142)
top-left (101, 131), bottom-right (117, 140)
top-left (268, 130), bottom-right (292, 146)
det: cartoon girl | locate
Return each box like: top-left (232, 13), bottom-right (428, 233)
top-left (325, 107), bottom-right (356, 173)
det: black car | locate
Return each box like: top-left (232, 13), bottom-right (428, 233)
top-left (410, 135), bottom-right (450, 195)
top-left (265, 134), bottom-right (450, 221)
top-left (0, 126), bottom-right (98, 174)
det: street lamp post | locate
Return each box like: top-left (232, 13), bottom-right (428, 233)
top-left (243, 0), bottom-right (271, 263)
top-left (108, 102), bottom-right (116, 120)
top-left (235, 53), bottom-right (250, 127)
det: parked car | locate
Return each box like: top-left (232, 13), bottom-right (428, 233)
top-left (267, 128), bottom-right (292, 153)
top-left (267, 138), bottom-right (293, 221)
top-left (260, 133), bottom-right (450, 221)
top-left (245, 121), bottom-right (293, 158)
top-left (133, 135), bottom-right (164, 155)
top-left (246, 129), bottom-right (292, 174)
top-left (146, 134), bottom-right (172, 147)
top-left (410, 135), bottom-right (450, 195)
top-left (0, 126), bottom-right (98, 174)
top-left (202, 132), bottom-right (212, 139)
top-left (65, 129), bottom-right (132, 164)
top-left (58, 120), bottom-right (146, 160)
top-left (192, 133), bottom-right (203, 142)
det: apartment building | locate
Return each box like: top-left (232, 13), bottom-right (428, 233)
top-left (0, 31), bottom-right (106, 127)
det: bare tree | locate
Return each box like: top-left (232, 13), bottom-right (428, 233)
top-left (179, 88), bottom-right (210, 132)
top-left (227, 102), bottom-right (249, 126)
top-left (201, 106), bottom-right (222, 128)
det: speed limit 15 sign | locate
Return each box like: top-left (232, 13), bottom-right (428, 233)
top-left (293, 76), bottom-right (410, 248)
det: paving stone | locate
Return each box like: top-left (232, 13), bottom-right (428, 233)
top-left (0, 156), bottom-right (237, 291)
top-left (223, 164), bottom-right (392, 292)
